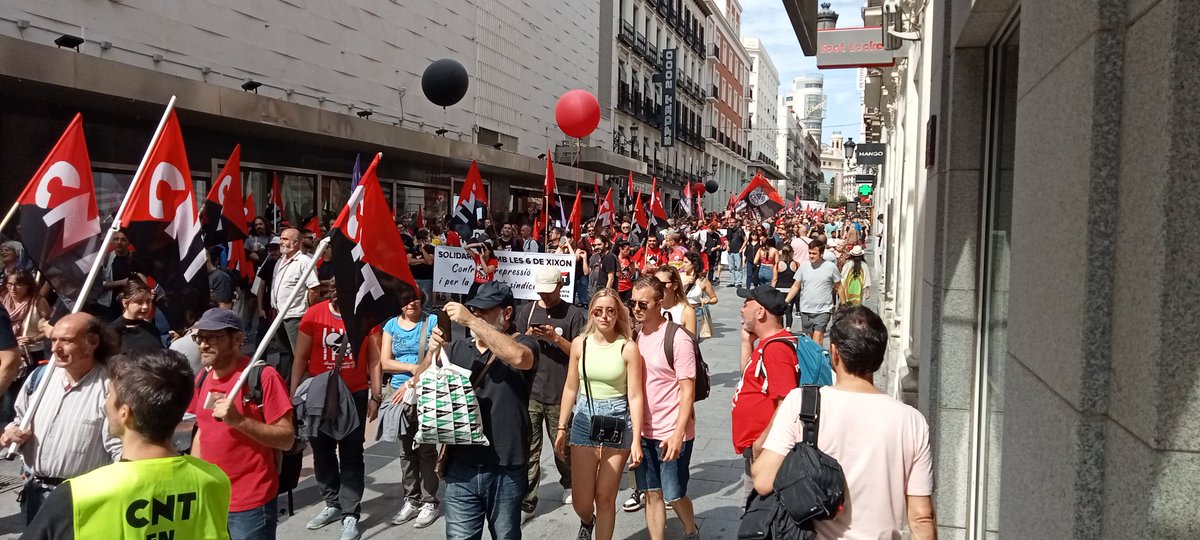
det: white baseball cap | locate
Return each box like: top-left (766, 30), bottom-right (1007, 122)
top-left (534, 266), bottom-right (564, 293)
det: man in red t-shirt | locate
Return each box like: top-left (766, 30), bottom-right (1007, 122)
top-left (664, 232), bottom-right (689, 268)
top-left (291, 292), bottom-right (382, 538)
top-left (731, 285), bottom-right (798, 501)
top-left (632, 236), bottom-right (666, 272)
top-left (187, 308), bottom-right (294, 539)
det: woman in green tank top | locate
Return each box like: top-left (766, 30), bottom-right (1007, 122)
top-left (554, 288), bottom-right (644, 540)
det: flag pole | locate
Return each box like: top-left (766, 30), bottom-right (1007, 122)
top-left (6, 95), bottom-right (178, 458)
top-left (0, 201), bottom-right (19, 236)
top-left (234, 235), bottom-right (330, 403)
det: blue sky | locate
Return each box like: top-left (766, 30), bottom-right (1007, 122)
top-left (741, 0), bottom-right (864, 144)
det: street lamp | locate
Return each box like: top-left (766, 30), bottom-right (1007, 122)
top-left (843, 138), bottom-right (856, 160)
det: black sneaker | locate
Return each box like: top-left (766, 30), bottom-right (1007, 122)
top-left (622, 490), bottom-right (644, 512)
top-left (576, 516), bottom-right (595, 540)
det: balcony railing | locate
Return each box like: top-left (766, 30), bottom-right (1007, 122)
top-left (635, 33), bottom-right (647, 55)
top-left (619, 20), bottom-right (635, 46)
top-left (645, 42), bottom-right (660, 63)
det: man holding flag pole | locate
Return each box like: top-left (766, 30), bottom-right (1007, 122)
top-left (0, 111), bottom-right (118, 525)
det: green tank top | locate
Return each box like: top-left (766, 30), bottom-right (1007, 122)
top-left (580, 335), bottom-right (628, 400)
top-left (69, 455), bottom-right (232, 540)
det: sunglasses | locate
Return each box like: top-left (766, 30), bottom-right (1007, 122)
top-left (591, 307), bottom-right (619, 318)
top-left (192, 332), bottom-right (232, 344)
top-left (629, 300), bottom-right (651, 311)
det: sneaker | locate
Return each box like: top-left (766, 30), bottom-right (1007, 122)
top-left (576, 516), bottom-right (596, 540)
top-left (391, 500), bottom-right (420, 525)
top-left (622, 490), bottom-right (644, 512)
top-left (340, 516), bottom-right (361, 540)
top-left (522, 509), bottom-right (535, 524)
top-left (683, 524), bottom-right (701, 539)
top-left (666, 501), bottom-right (674, 511)
top-left (306, 506), bottom-right (340, 530)
top-left (414, 503), bottom-right (440, 529)
top-left (563, 488), bottom-right (574, 504)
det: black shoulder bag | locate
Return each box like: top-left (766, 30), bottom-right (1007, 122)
top-left (739, 386), bottom-right (845, 540)
top-left (581, 338), bottom-right (627, 445)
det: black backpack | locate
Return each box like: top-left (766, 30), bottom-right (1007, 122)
top-left (194, 365), bottom-right (306, 516)
top-left (739, 386), bottom-right (845, 539)
top-left (652, 321), bottom-right (712, 402)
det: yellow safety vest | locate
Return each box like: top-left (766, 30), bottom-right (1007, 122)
top-left (68, 455), bottom-right (231, 540)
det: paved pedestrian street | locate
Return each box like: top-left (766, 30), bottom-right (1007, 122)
top-left (0, 284), bottom-right (736, 539)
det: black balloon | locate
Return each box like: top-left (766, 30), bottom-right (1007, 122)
top-left (422, 59), bottom-right (469, 108)
top-left (705, 180), bottom-right (719, 194)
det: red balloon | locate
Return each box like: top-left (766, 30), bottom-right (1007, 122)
top-left (555, 90), bottom-right (601, 139)
top-left (694, 182), bottom-right (706, 196)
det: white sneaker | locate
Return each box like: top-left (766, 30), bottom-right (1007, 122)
top-left (391, 500), bottom-right (419, 525)
top-left (522, 509), bottom-right (535, 524)
top-left (414, 503), bottom-right (440, 529)
top-left (340, 516), bottom-right (361, 540)
top-left (306, 506), bottom-right (340, 530)
top-left (563, 488), bottom-right (573, 504)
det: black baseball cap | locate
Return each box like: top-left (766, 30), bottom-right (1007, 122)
top-left (465, 282), bottom-right (515, 311)
top-left (737, 285), bottom-right (789, 317)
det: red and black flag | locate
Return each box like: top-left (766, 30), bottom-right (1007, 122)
top-left (734, 171), bottom-right (786, 218)
top-left (15, 113), bottom-right (104, 303)
top-left (631, 191), bottom-right (648, 240)
top-left (544, 152), bottom-right (561, 227)
top-left (568, 190), bottom-right (583, 240)
top-left (596, 188), bottom-right (615, 227)
top-left (305, 215), bottom-right (322, 240)
top-left (452, 161), bottom-right (488, 230)
top-left (266, 172), bottom-right (285, 231)
top-left (201, 145), bottom-right (249, 247)
top-left (119, 109), bottom-right (209, 331)
top-left (681, 181), bottom-right (694, 217)
top-left (330, 153), bottom-right (419, 361)
top-left (243, 192), bottom-right (257, 224)
top-left (648, 177), bottom-right (668, 233)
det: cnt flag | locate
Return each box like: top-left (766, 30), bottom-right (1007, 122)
top-left (453, 161), bottom-right (488, 230)
top-left (15, 113), bottom-right (104, 303)
top-left (681, 181), bottom-right (694, 217)
top-left (544, 151), bottom-right (561, 227)
top-left (596, 187), bottom-right (615, 227)
top-left (631, 191), bottom-right (648, 241)
top-left (330, 153), bottom-right (419, 360)
top-left (201, 145), bottom-right (249, 247)
top-left (266, 172), bottom-right (285, 231)
top-left (648, 177), bottom-right (668, 232)
top-left (243, 192), bottom-right (257, 224)
top-left (119, 109), bottom-right (209, 331)
top-left (568, 190), bottom-right (583, 240)
top-left (733, 171), bottom-right (786, 218)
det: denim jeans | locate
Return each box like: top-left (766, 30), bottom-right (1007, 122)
top-left (444, 461), bottom-right (526, 540)
top-left (228, 497), bottom-right (278, 540)
top-left (728, 253), bottom-right (743, 287)
top-left (19, 478), bottom-right (55, 525)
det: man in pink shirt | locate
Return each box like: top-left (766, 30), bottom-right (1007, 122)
top-left (631, 277), bottom-right (700, 540)
top-left (752, 306), bottom-right (937, 539)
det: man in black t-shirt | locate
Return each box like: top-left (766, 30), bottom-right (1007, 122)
top-left (440, 283), bottom-right (539, 539)
top-left (588, 236), bottom-right (619, 295)
top-left (515, 268), bottom-right (586, 521)
top-left (725, 219), bottom-right (746, 288)
top-left (205, 247), bottom-right (235, 310)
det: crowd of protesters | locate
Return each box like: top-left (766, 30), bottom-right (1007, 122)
top-left (0, 202), bottom-right (935, 540)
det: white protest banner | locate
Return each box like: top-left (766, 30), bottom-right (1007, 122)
top-left (433, 246), bottom-right (475, 294)
top-left (493, 250), bottom-right (575, 302)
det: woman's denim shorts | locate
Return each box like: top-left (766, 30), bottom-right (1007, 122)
top-left (569, 394), bottom-right (632, 450)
